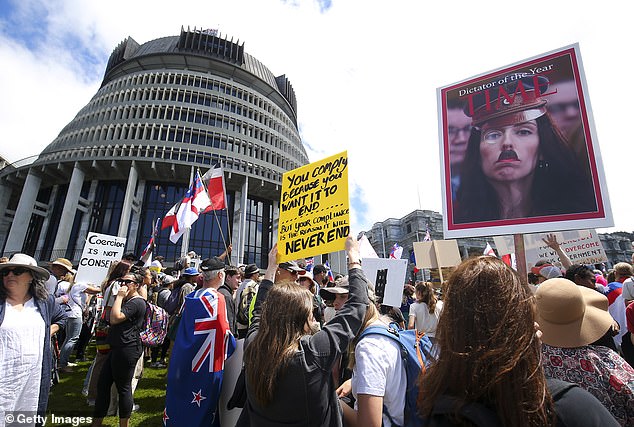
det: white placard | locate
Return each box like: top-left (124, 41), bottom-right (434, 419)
top-left (494, 229), bottom-right (607, 269)
top-left (74, 232), bottom-right (127, 286)
top-left (361, 258), bottom-right (408, 308)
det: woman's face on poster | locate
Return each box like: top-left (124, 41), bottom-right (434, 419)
top-left (479, 119), bottom-right (540, 183)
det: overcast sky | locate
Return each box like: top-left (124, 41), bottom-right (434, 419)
top-left (0, 0), bottom-right (632, 235)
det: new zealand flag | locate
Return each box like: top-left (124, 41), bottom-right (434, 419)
top-left (164, 288), bottom-right (236, 427)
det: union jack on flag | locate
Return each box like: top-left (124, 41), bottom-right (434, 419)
top-left (164, 288), bottom-right (236, 427)
top-left (304, 257), bottom-right (314, 272)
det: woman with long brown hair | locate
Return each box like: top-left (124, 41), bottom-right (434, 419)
top-left (417, 256), bottom-right (618, 426)
top-left (408, 282), bottom-right (443, 343)
top-left (238, 236), bottom-right (369, 427)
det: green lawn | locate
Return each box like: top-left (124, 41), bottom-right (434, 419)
top-left (47, 346), bottom-right (167, 427)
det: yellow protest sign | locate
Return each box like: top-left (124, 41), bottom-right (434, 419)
top-left (278, 151), bottom-right (350, 263)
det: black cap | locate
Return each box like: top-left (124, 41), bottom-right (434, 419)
top-left (200, 257), bottom-right (225, 271)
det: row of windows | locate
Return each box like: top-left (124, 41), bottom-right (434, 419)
top-left (37, 144), bottom-right (287, 182)
top-left (72, 86), bottom-right (298, 144)
top-left (90, 70), bottom-right (296, 133)
top-left (58, 103), bottom-right (305, 162)
top-left (50, 121), bottom-right (302, 169)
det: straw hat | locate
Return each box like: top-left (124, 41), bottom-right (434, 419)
top-left (535, 278), bottom-right (613, 348)
top-left (0, 253), bottom-right (50, 282)
top-left (49, 257), bottom-right (75, 274)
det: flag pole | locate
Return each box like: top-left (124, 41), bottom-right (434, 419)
top-left (199, 166), bottom-right (231, 256)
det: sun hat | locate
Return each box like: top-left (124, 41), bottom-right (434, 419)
top-left (49, 257), bottom-right (75, 274)
top-left (182, 267), bottom-right (200, 276)
top-left (535, 278), bottom-right (614, 348)
top-left (537, 265), bottom-right (562, 280)
top-left (0, 253), bottom-right (50, 282)
top-left (319, 276), bottom-right (349, 299)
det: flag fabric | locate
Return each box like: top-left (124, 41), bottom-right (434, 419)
top-left (202, 165), bottom-right (227, 212)
top-left (164, 287), bottom-right (236, 427)
top-left (483, 243), bottom-right (496, 257)
top-left (170, 171), bottom-right (211, 243)
top-left (409, 251), bottom-right (420, 274)
top-left (423, 227), bottom-right (432, 242)
top-left (389, 243), bottom-right (403, 259)
top-left (358, 234), bottom-right (379, 259)
top-left (305, 257), bottom-right (314, 272)
top-left (141, 218), bottom-right (161, 259)
top-left (502, 253), bottom-right (517, 270)
top-left (324, 260), bottom-right (334, 283)
top-left (162, 201), bottom-right (181, 231)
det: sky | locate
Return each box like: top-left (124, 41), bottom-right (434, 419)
top-left (0, 0), bottom-right (632, 235)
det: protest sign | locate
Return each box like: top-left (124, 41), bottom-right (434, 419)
top-left (74, 232), bottom-right (126, 285)
top-left (278, 151), bottom-right (349, 263)
top-left (438, 44), bottom-right (612, 238)
top-left (493, 229), bottom-right (607, 270)
top-left (361, 258), bottom-right (408, 308)
top-left (414, 240), bottom-right (461, 283)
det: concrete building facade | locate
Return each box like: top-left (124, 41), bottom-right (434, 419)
top-left (0, 27), bottom-right (308, 267)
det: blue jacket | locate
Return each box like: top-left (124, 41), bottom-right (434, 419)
top-left (0, 294), bottom-right (68, 416)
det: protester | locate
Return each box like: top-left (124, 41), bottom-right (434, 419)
top-left (313, 264), bottom-right (328, 287)
top-left (536, 277), bottom-right (634, 425)
top-left (0, 254), bottom-right (68, 420)
top-left (298, 270), bottom-right (324, 327)
top-left (408, 281), bottom-right (443, 343)
top-left (418, 256), bottom-right (619, 426)
top-left (399, 283), bottom-right (416, 319)
top-left (163, 258), bottom-right (235, 427)
top-left (455, 75), bottom-right (596, 223)
top-left (238, 237), bottom-right (368, 426)
top-left (218, 263), bottom-right (240, 335)
top-left (87, 260), bottom-right (132, 404)
top-left (320, 276), bottom-right (350, 324)
top-left (339, 290), bottom-right (409, 426)
top-left (150, 275), bottom-right (175, 368)
top-left (235, 263), bottom-right (260, 339)
top-left (92, 271), bottom-right (147, 427)
top-left (49, 258), bottom-right (101, 372)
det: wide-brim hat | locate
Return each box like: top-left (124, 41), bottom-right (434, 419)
top-left (0, 253), bottom-right (50, 281)
top-left (49, 257), bottom-right (75, 274)
top-left (535, 278), bottom-right (613, 348)
top-left (319, 276), bottom-right (349, 299)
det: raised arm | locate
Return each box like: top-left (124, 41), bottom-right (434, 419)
top-left (542, 233), bottom-right (572, 270)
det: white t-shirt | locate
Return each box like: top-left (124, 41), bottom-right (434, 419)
top-left (408, 300), bottom-right (443, 337)
top-left (352, 321), bottom-right (406, 426)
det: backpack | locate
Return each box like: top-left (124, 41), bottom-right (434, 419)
top-left (237, 280), bottom-right (258, 325)
top-left (359, 324), bottom-right (435, 427)
top-left (164, 285), bottom-right (184, 315)
top-left (139, 301), bottom-right (169, 347)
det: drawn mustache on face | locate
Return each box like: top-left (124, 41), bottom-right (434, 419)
top-left (497, 150), bottom-right (519, 162)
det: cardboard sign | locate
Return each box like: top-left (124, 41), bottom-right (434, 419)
top-left (493, 229), bottom-right (607, 270)
top-left (74, 232), bottom-right (127, 286)
top-left (413, 240), bottom-right (462, 269)
top-left (278, 151), bottom-right (349, 263)
top-left (361, 258), bottom-right (408, 308)
top-left (438, 44), bottom-right (612, 238)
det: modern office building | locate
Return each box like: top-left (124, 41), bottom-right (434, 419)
top-left (0, 27), bottom-right (308, 267)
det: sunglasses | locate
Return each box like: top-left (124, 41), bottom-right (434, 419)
top-left (1, 267), bottom-right (30, 277)
top-left (284, 270), bottom-right (299, 276)
top-left (118, 279), bottom-right (138, 285)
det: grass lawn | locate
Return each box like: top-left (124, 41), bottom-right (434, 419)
top-left (47, 345), bottom-right (167, 427)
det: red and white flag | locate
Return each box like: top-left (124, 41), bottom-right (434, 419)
top-left (202, 165), bottom-right (227, 212)
top-left (483, 243), bottom-right (496, 257)
top-left (168, 171), bottom-right (211, 243)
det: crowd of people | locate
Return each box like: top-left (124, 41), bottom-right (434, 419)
top-left (2, 232), bottom-right (634, 426)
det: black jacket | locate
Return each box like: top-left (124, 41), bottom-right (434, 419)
top-left (237, 268), bottom-right (369, 427)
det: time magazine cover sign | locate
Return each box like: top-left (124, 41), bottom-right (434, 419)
top-left (438, 44), bottom-right (612, 239)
